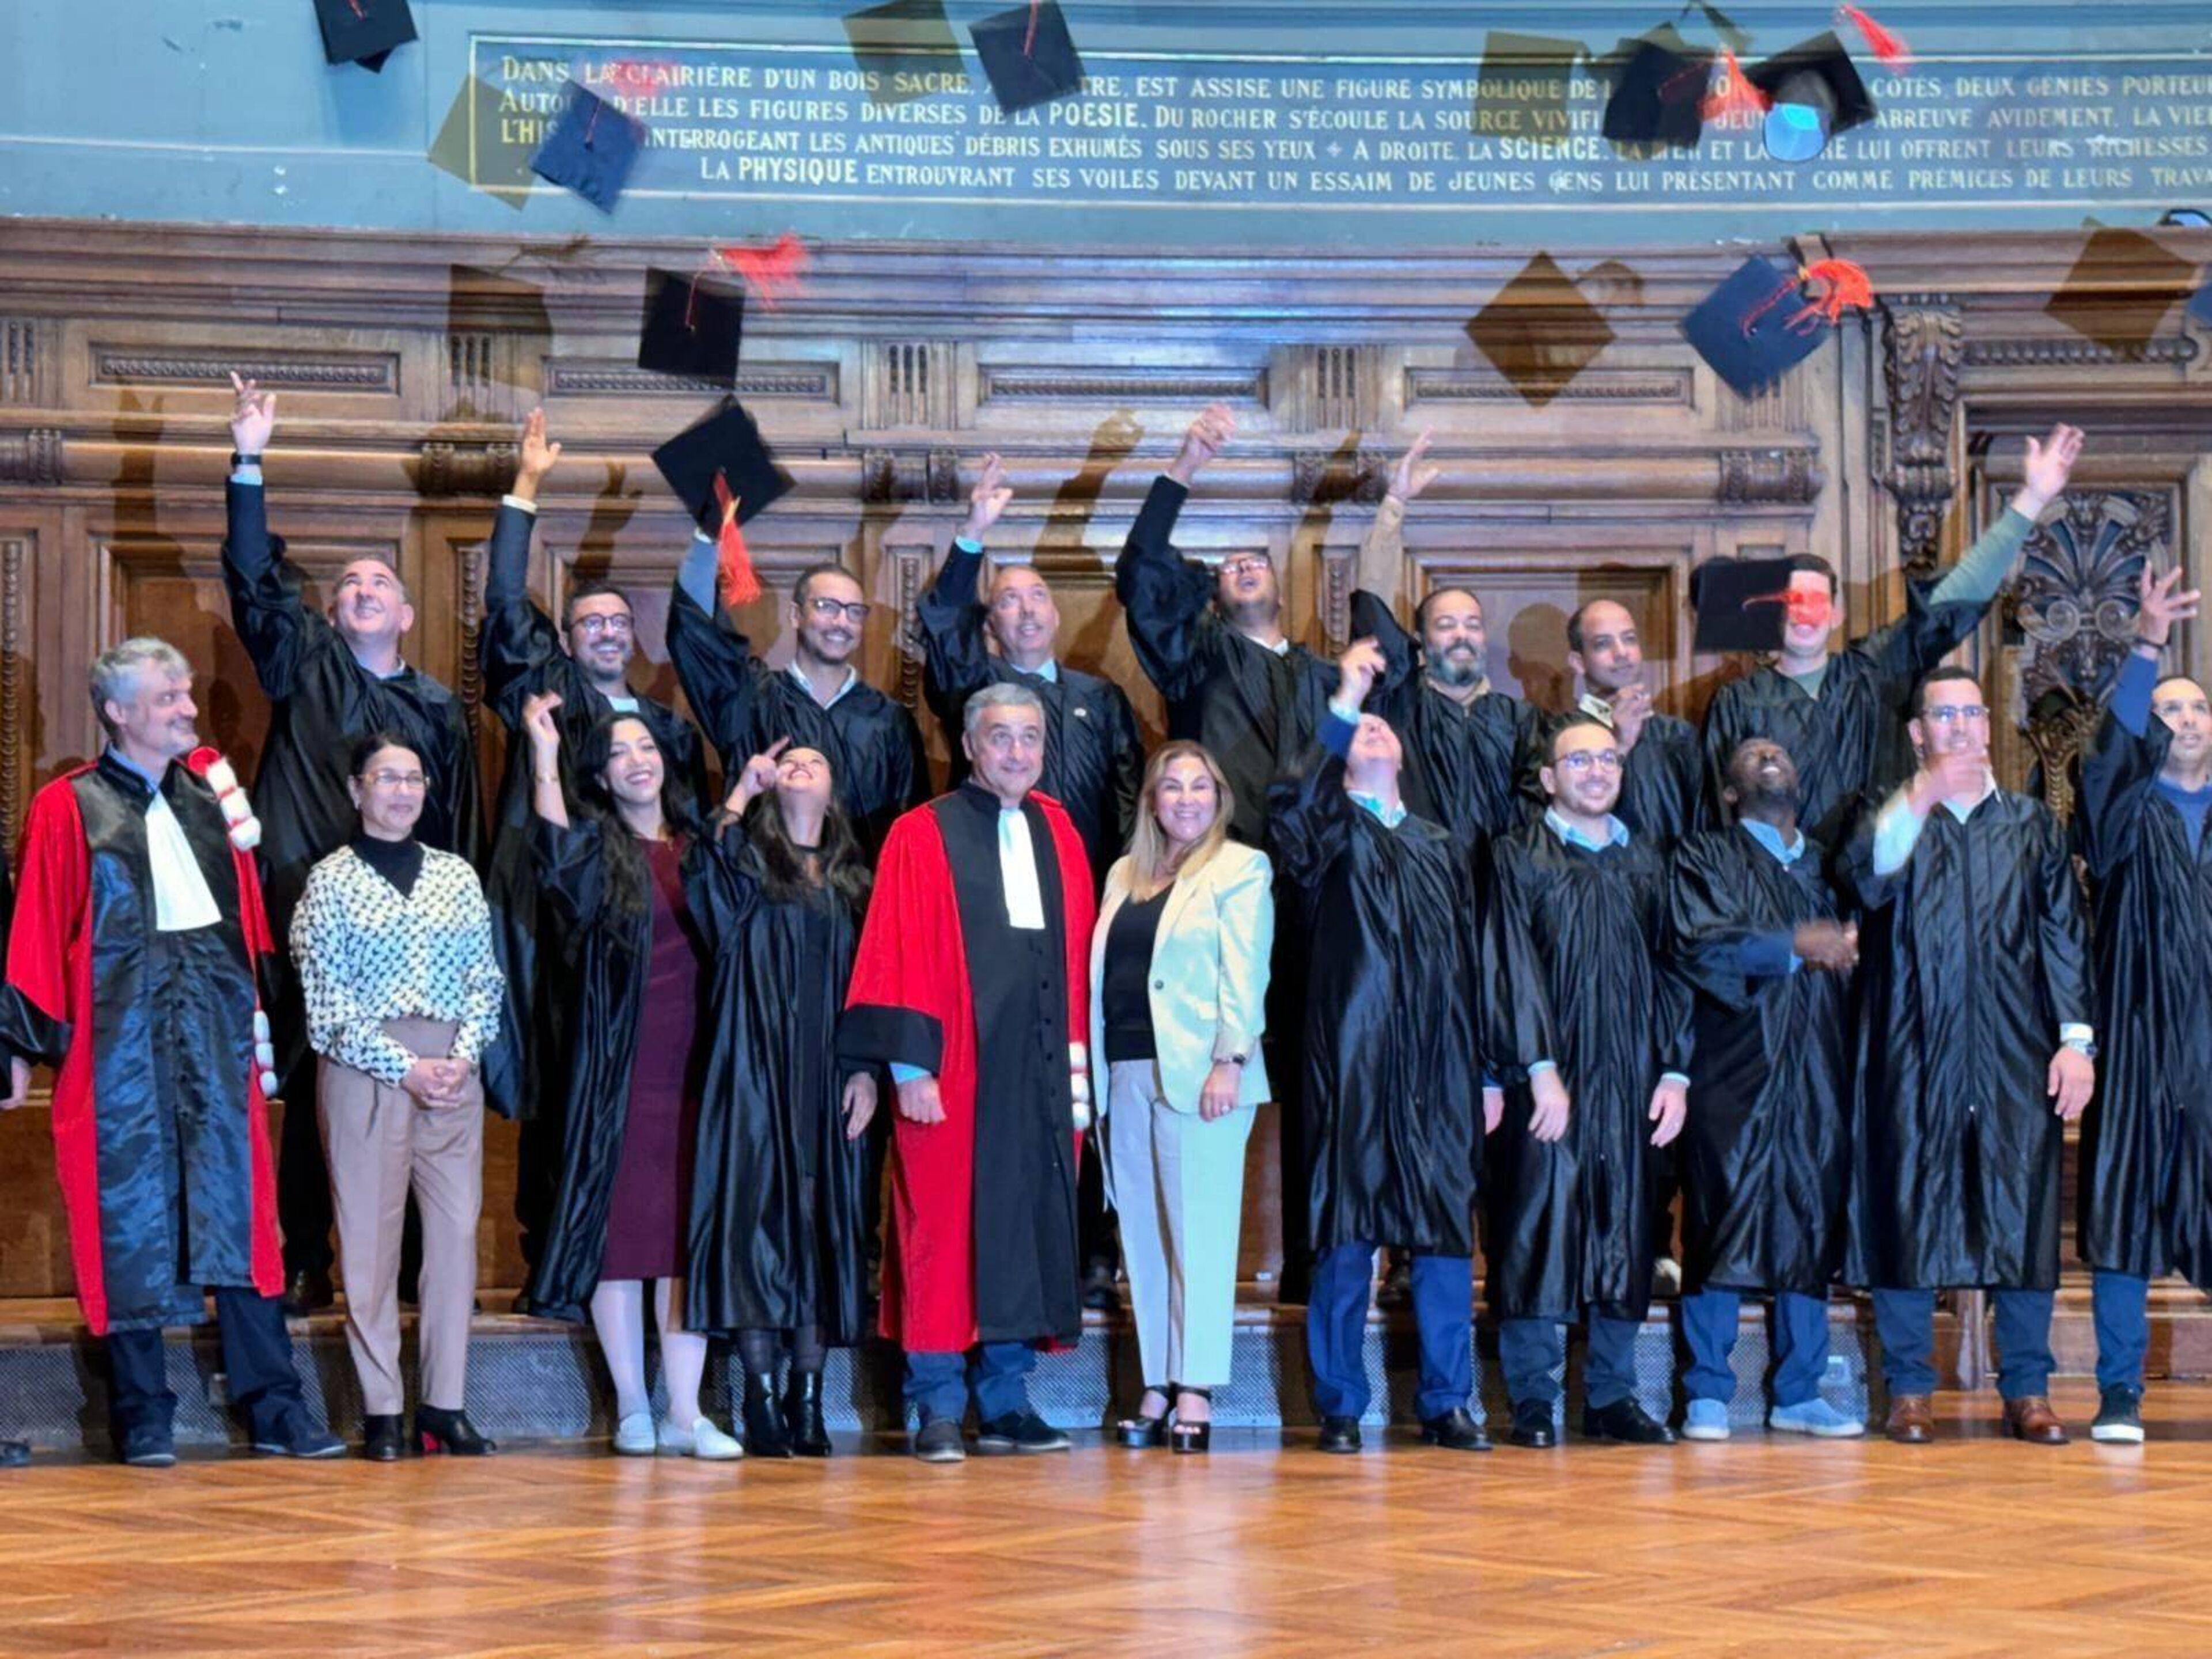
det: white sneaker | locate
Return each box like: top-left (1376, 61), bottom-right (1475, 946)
top-left (659, 1415), bottom-right (744, 1460)
top-left (612, 1410), bottom-right (657, 1456)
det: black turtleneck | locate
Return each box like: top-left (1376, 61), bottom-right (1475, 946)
top-left (350, 832), bottom-right (425, 897)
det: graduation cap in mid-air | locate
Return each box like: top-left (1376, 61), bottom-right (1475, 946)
top-left (1692, 556), bottom-right (1805, 653)
top-left (1472, 32), bottom-right (1582, 142)
top-left (843, 0), bottom-right (965, 106)
top-left (1682, 254), bottom-right (1874, 397)
top-left (529, 81), bottom-right (647, 213)
top-left (1747, 32), bottom-right (1876, 163)
top-left (1464, 253), bottom-right (1618, 407)
top-left (971, 0), bottom-right (1085, 113)
top-left (313, 0), bottom-right (415, 71)
top-left (1600, 27), bottom-right (1711, 154)
top-left (638, 270), bottom-right (746, 382)
top-left (652, 402), bottom-right (794, 607)
top-left (428, 75), bottom-right (534, 206)
top-left (2046, 228), bottom-right (2198, 355)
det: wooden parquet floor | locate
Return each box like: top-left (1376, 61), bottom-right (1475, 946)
top-left (7, 1382), bottom-right (2212, 1658)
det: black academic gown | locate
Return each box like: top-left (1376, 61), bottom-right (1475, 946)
top-left (916, 541), bottom-right (1143, 889)
top-left (1353, 588), bottom-right (1539, 854)
top-left (684, 817), bottom-right (872, 1344)
top-left (1700, 581), bottom-right (1988, 847)
top-left (2075, 709), bottom-right (2212, 1287)
top-left (1668, 825), bottom-right (1853, 1296)
top-left (1837, 787), bottom-right (2093, 1290)
top-left (518, 816), bottom-right (710, 1325)
top-left (1268, 743), bottom-right (1519, 1257)
top-left (666, 578), bottom-right (929, 864)
top-left (479, 500), bottom-right (709, 1123)
top-left (220, 480), bottom-right (481, 1081)
top-left (1484, 819), bottom-right (1692, 1322)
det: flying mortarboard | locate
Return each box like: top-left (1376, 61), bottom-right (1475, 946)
top-left (2046, 228), bottom-right (2197, 356)
top-left (1677, 0), bottom-right (1753, 55)
top-left (1692, 556), bottom-right (1803, 653)
top-left (1472, 32), bottom-right (1582, 143)
top-left (971, 0), bottom-right (1086, 114)
top-left (313, 0), bottom-right (415, 71)
top-left (843, 0), bottom-right (965, 107)
top-left (1464, 253), bottom-right (1618, 407)
top-left (1682, 255), bottom-right (1874, 397)
top-left (1600, 28), bottom-right (1711, 154)
top-left (652, 402), bottom-right (794, 607)
top-left (638, 270), bottom-right (746, 383)
top-left (1746, 32), bottom-right (1876, 163)
top-left (428, 76), bottom-right (533, 207)
top-left (529, 81), bottom-right (647, 213)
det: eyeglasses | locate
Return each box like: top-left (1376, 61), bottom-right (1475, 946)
top-left (362, 770), bottom-right (428, 790)
top-left (1557, 750), bottom-right (1624, 774)
top-left (1922, 704), bottom-right (1988, 725)
top-left (571, 614), bottom-right (634, 638)
top-left (1220, 556), bottom-right (1272, 578)
top-left (806, 597), bottom-right (872, 625)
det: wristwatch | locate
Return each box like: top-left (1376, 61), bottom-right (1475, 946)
top-left (1221, 1052), bottom-right (1248, 1067)
top-left (2063, 1036), bottom-right (2098, 1060)
top-left (230, 450), bottom-right (263, 468)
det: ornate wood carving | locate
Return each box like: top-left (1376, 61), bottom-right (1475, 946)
top-left (859, 448), bottom-right (960, 506)
top-left (1407, 366), bottom-right (1692, 406)
top-left (2014, 489), bottom-right (2170, 707)
top-left (1881, 298), bottom-right (1965, 575)
top-left (1289, 448), bottom-right (1388, 507)
top-left (90, 351), bottom-right (399, 393)
top-left (979, 369), bottom-right (1264, 404)
top-left (1320, 543), bottom-right (1354, 658)
top-left (1, 320), bottom-right (51, 406)
top-left (1717, 448), bottom-right (1824, 505)
top-left (863, 341), bottom-right (955, 430)
top-left (0, 537), bottom-right (21, 840)
top-left (0, 429), bottom-right (63, 485)
top-left (542, 360), bottom-right (836, 400)
top-left (1967, 336), bottom-right (2199, 368)
top-left (887, 545), bottom-right (929, 713)
top-left (418, 440), bottom-right (519, 498)
top-left (457, 536), bottom-right (484, 720)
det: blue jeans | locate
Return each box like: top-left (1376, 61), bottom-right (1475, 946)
top-left (1679, 1289), bottom-right (1832, 1408)
top-left (2092, 1270), bottom-right (2150, 1392)
top-left (1871, 1287), bottom-right (2055, 1400)
top-left (904, 1342), bottom-right (1038, 1426)
top-left (1306, 1243), bottom-right (1474, 1421)
top-left (1499, 1310), bottom-right (1642, 1411)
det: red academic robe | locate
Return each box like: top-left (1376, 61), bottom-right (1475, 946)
top-left (841, 786), bottom-right (1095, 1353)
top-left (0, 756), bottom-right (284, 1335)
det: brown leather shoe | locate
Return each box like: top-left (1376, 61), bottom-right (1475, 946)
top-left (1885, 1395), bottom-right (1936, 1444)
top-left (2003, 1396), bottom-right (2069, 1446)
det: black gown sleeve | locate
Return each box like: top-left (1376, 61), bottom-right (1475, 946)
top-left (690, 813), bottom-right (767, 940)
top-left (480, 503), bottom-right (564, 730)
top-left (1666, 835), bottom-right (1764, 1014)
top-left (1481, 836), bottom-right (1560, 1085)
top-left (1834, 791), bottom-right (1904, 917)
top-left (2032, 803), bottom-right (2095, 1033)
top-left (915, 539), bottom-right (993, 737)
top-left (2075, 702), bottom-right (2166, 883)
top-left (1350, 586), bottom-right (1418, 714)
top-left (219, 479), bottom-right (323, 701)
top-left (529, 814), bottom-right (609, 932)
top-left (1264, 736), bottom-right (1355, 896)
top-left (1646, 859), bottom-right (1697, 1078)
top-left (1115, 476), bottom-right (1218, 704)
top-left (1103, 683), bottom-right (1145, 854)
top-left (665, 568), bottom-right (762, 772)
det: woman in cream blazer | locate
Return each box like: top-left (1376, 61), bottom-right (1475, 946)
top-left (1089, 741), bottom-right (1274, 1453)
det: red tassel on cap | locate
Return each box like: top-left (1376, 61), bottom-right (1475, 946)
top-left (1700, 51), bottom-right (1772, 124)
top-left (1024, 0), bottom-right (1043, 56)
top-left (712, 470), bottom-right (764, 607)
top-left (713, 233), bottom-right (809, 310)
top-left (1838, 4), bottom-right (1913, 69)
top-left (1793, 258), bottom-right (1876, 328)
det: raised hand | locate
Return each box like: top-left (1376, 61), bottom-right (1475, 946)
top-left (1335, 635), bottom-right (1386, 709)
top-left (1911, 748), bottom-right (1989, 813)
top-left (1529, 1067), bottom-right (1572, 1143)
top-left (1608, 683), bottom-right (1653, 753)
top-left (728, 736), bottom-right (791, 815)
top-left (521, 690), bottom-right (563, 758)
top-left (229, 372), bottom-right (276, 455)
top-left (1387, 427), bottom-right (1442, 503)
top-left (961, 452), bottom-right (1014, 541)
top-left (514, 408), bottom-right (563, 500)
top-left (2047, 1045), bottom-right (2093, 1121)
top-left (2014, 422), bottom-right (2085, 518)
top-left (1167, 403), bottom-right (1236, 486)
top-left (2136, 563), bottom-right (2202, 649)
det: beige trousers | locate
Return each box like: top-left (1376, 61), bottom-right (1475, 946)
top-left (317, 1017), bottom-right (484, 1416)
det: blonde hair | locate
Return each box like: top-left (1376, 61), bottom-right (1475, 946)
top-left (1127, 741), bottom-right (1234, 900)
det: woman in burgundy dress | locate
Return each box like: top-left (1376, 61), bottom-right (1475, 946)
top-left (517, 692), bottom-right (742, 1459)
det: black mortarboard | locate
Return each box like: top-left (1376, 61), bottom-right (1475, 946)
top-left (1473, 32), bottom-right (1581, 143)
top-left (1601, 29), bottom-right (1710, 153)
top-left (429, 76), bottom-right (533, 207)
top-left (1465, 253), bottom-right (1617, 407)
top-left (843, 0), bottom-right (965, 107)
top-left (1747, 32), bottom-right (1875, 163)
top-left (638, 271), bottom-right (745, 382)
top-left (2046, 228), bottom-right (2196, 355)
top-left (1678, 0), bottom-right (1753, 55)
top-left (314, 0), bottom-right (415, 71)
top-left (1692, 556), bottom-right (1798, 653)
top-left (1681, 256), bottom-right (1830, 397)
top-left (529, 82), bottom-right (646, 213)
top-left (971, 1), bottom-right (1085, 113)
top-left (652, 401), bottom-right (793, 537)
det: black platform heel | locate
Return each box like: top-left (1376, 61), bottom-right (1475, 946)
top-left (1171, 1388), bottom-right (1213, 1455)
top-left (1116, 1383), bottom-right (1172, 1449)
top-left (415, 1404), bottom-right (497, 1456)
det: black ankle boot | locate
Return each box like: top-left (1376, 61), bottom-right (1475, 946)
top-left (362, 1414), bottom-right (407, 1462)
top-left (415, 1404), bottom-right (497, 1456)
top-left (744, 1371), bottom-right (793, 1458)
top-left (784, 1372), bottom-right (832, 1458)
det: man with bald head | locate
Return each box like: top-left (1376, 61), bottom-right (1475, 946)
top-left (1353, 431), bottom-right (1539, 851)
top-left (1562, 599), bottom-right (1703, 849)
top-left (221, 375), bottom-right (482, 1312)
top-left (2074, 565), bottom-right (2212, 1444)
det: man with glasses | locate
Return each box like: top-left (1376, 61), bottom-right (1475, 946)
top-left (481, 410), bottom-right (711, 1263)
top-left (1484, 715), bottom-right (1692, 1449)
top-left (1838, 666), bottom-right (2093, 1446)
top-left (219, 375), bottom-right (483, 1315)
top-left (1700, 425), bottom-right (2084, 846)
top-left (669, 526), bottom-right (929, 865)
